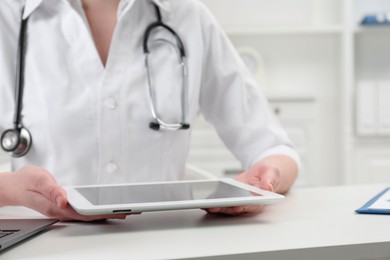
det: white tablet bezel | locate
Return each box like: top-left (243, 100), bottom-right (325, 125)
top-left (65, 179), bottom-right (284, 215)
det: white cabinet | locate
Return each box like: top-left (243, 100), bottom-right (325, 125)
top-left (347, 0), bottom-right (390, 184)
top-left (353, 142), bottom-right (390, 183)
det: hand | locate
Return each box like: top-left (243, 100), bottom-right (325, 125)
top-left (2, 165), bottom-right (128, 221)
top-left (206, 162), bottom-right (281, 216)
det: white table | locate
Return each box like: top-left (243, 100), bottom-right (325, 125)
top-left (1, 184), bottom-right (390, 260)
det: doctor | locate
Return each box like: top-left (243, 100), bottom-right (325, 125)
top-left (0, 0), bottom-right (299, 220)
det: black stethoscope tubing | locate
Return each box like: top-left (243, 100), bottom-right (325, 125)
top-left (14, 16), bottom-right (28, 130)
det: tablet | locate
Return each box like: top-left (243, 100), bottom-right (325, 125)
top-left (65, 179), bottom-right (284, 215)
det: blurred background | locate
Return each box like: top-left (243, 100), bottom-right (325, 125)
top-left (1, 0), bottom-right (390, 188)
top-left (187, 0), bottom-right (390, 187)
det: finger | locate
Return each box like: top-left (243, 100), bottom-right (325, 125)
top-left (235, 171), bottom-right (249, 183)
top-left (205, 204), bottom-right (264, 215)
top-left (217, 206), bottom-right (246, 215)
top-left (23, 190), bottom-right (70, 220)
top-left (217, 206), bottom-right (263, 215)
top-left (54, 205), bottom-right (128, 222)
top-left (21, 187), bottom-right (126, 222)
top-left (207, 206), bottom-right (251, 215)
top-left (35, 174), bottom-right (68, 209)
top-left (259, 182), bottom-right (274, 192)
top-left (207, 208), bottom-right (221, 214)
top-left (256, 171), bottom-right (280, 192)
top-left (23, 167), bottom-right (68, 209)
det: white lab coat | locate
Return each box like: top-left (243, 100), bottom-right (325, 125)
top-left (0, 0), bottom-right (299, 186)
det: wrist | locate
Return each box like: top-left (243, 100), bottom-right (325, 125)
top-left (0, 173), bottom-right (18, 207)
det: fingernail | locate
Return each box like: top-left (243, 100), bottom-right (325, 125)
top-left (262, 184), bottom-right (273, 192)
top-left (55, 196), bottom-right (63, 207)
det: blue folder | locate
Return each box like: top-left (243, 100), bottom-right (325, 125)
top-left (356, 188), bottom-right (390, 214)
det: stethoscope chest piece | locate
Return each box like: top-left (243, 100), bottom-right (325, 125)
top-left (1, 128), bottom-right (32, 157)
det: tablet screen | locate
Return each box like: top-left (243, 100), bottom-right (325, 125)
top-left (75, 181), bottom-right (261, 205)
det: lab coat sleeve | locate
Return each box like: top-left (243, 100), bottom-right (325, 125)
top-left (195, 3), bottom-right (301, 171)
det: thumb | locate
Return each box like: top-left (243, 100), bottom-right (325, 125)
top-left (256, 170), bottom-right (280, 192)
top-left (259, 181), bottom-right (274, 192)
top-left (37, 173), bottom-right (68, 209)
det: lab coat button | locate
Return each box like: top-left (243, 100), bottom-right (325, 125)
top-left (106, 163), bottom-right (118, 173)
top-left (104, 97), bottom-right (117, 110)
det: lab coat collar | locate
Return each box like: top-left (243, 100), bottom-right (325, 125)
top-left (150, 0), bottom-right (171, 12)
top-left (117, 0), bottom-right (171, 21)
top-left (23, 0), bottom-right (44, 19)
top-left (120, 0), bottom-right (170, 13)
top-left (121, 0), bottom-right (170, 12)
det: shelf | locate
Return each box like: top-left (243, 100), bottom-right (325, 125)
top-left (354, 25), bottom-right (390, 34)
top-left (223, 25), bottom-right (343, 35)
top-left (265, 92), bottom-right (316, 102)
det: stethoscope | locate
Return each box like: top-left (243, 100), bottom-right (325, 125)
top-left (145, 4), bottom-right (190, 131)
top-left (0, 3), bottom-right (190, 158)
top-left (0, 14), bottom-right (31, 158)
